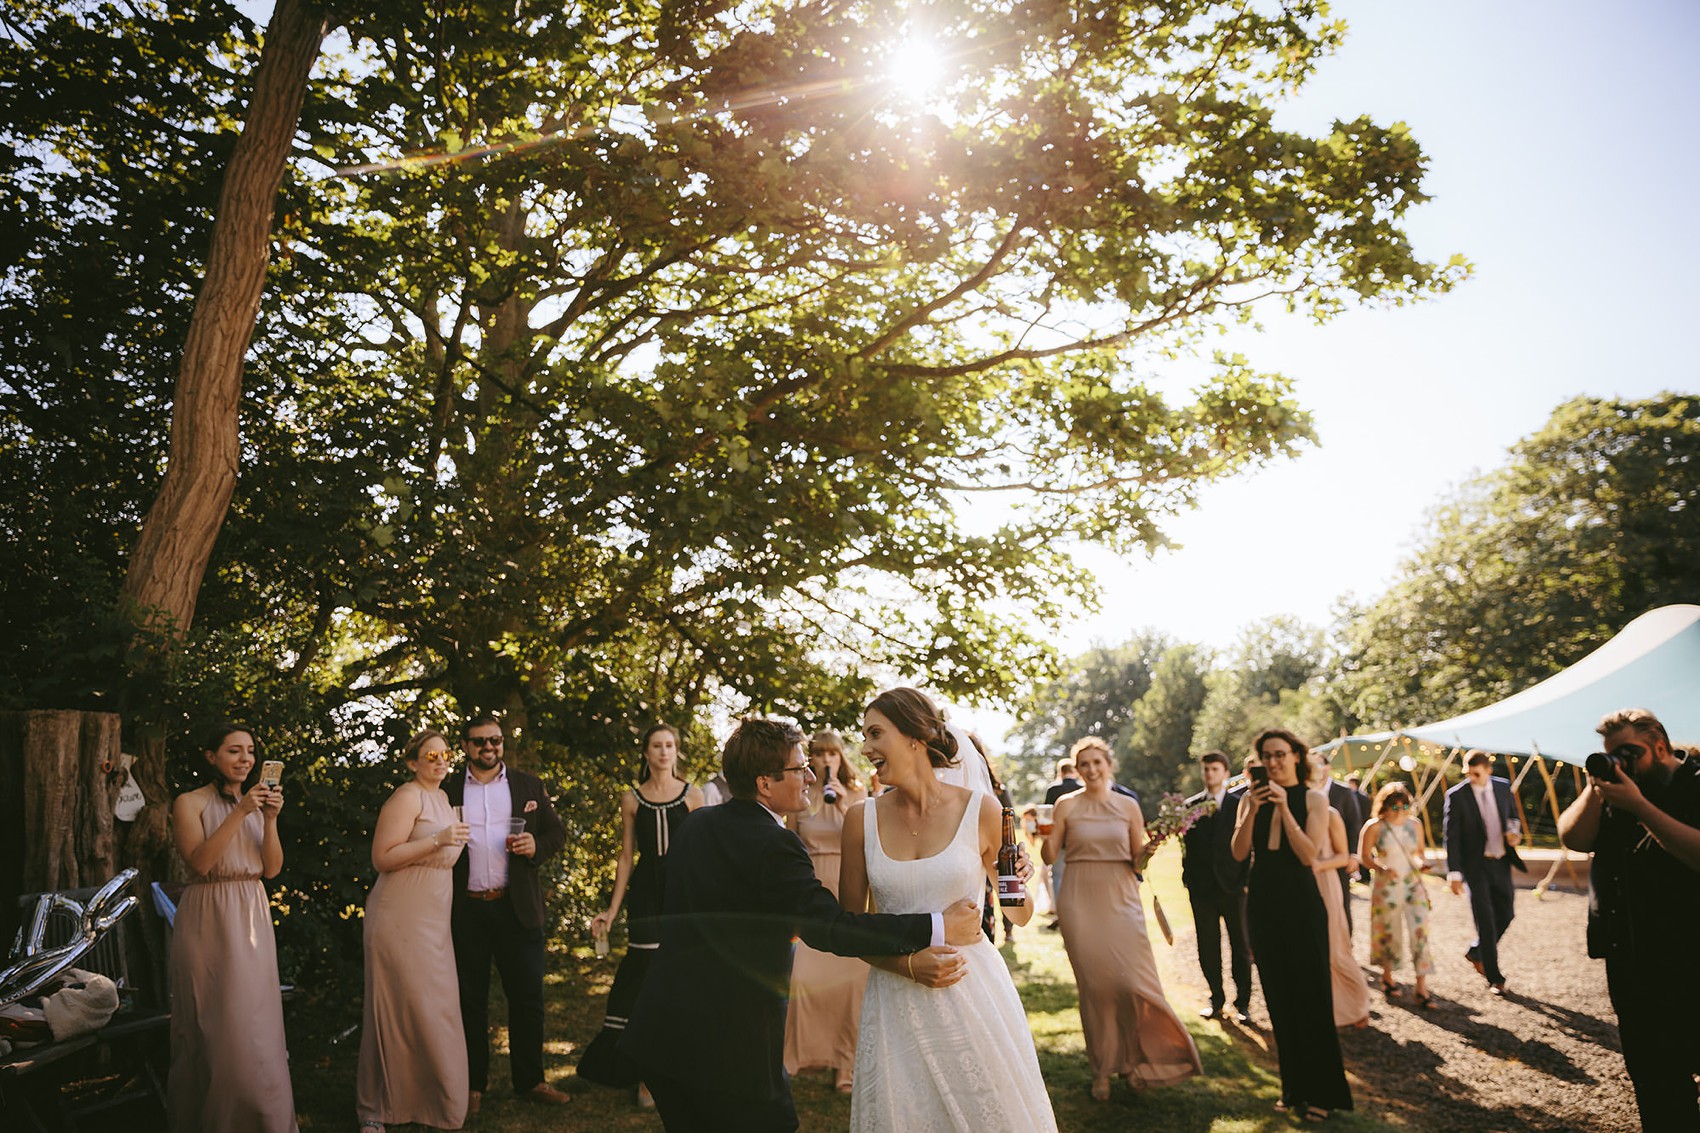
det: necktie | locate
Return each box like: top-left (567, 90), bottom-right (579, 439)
top-left (1477, 786), bottom-right (1503, 859)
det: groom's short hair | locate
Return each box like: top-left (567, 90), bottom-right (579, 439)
top-left (723, 718), bottom-right (807, 799)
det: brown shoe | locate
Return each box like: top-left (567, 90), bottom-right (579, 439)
top-left (466, 1090), bottom-right (481, 1118)
top-left (525, 1083), bottom-right (573, 1105)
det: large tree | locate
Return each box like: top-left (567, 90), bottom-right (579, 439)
top-left (1190, 614), bottom-right (1331, 755)
top-left (1334, 394), bottom-right (1700, 728)
top-left (3, 0), bottom-right (1460, 969)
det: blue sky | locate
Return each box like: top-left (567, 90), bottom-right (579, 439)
top-left (1057, 0), bottom-right (1700, 655)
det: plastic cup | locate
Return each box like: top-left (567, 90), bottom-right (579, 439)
top-left (1036, 804), bottom-right (1054, 836)
top-left (507, 817), bottom-right (527, 849)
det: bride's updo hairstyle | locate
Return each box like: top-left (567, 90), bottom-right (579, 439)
top-left (867, 687), bottom-right (959, 769)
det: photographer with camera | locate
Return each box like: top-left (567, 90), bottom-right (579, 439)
top-left (1559, 708), bottom-right (1700, 1131)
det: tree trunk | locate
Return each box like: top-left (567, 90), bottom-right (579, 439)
top-left (0, 711), bottom-right (124, 943)
top-left (117, 0), bottom-right (329, 878)
top-left (121, 0), bottom-right (329, 636)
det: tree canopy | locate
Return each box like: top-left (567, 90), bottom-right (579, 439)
top-left (1334, 394), bottom-right (1700, 728)
top-left (0, 0), bottom-right (1460, 979)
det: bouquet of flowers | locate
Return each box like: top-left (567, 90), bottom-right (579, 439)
top-left (1136, 792), bottom-right (1219, 945)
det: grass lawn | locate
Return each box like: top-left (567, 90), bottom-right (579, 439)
top-left (293, 850), bottom-right (1401, 1131)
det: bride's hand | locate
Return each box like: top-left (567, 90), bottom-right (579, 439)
top-left (905, 946), bottom-right (967, 988)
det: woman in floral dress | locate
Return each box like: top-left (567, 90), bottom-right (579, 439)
top-left (1358, 782), bottom-right (1434, 1008)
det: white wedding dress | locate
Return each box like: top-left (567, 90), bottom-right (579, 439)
top-left (849, 794), bottom-right (1058, 1132)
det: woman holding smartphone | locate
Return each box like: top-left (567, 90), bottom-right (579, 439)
top-left (356, 728), bottom-right (471, 1133)
top-left (1231, 728), bottom-right (1352, 1122)
top-left (167, 722), bottom-right (296, 1133)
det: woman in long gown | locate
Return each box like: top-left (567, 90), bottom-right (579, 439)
top-left (839, 687), bottom-right (1056, 1133)
top-left (1358, 782), bottom-right (1435, 1008)
top-left (167, 723), bottom-right (297, 1133)
top-left (1231, 728), bottom-right (1353, 1121)
top-left (1046, 739), bottom-right (1202, 1100)
top-left (783, 731), bottom-right (869, 1092)
top-left (1306, 754), bottom-right (1372, 1029)
top-left (580, 723), bottom-right (704, 1105)
top-left (356, 729), bottom-right (470, 1132)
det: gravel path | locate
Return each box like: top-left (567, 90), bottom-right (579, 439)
top-left (1162, 875), bottom-right (1639, 1132)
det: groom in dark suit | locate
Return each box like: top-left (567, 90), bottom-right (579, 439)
top-left (621, 718), bottom-right (981, 1133)
top-left (1444, 750), bottom-right (1526, 995)
top-left (1182, 751), bottom-right (1251, 1023)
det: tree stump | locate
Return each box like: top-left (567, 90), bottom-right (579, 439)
top-left (0, 710), bottom-right (124, 945)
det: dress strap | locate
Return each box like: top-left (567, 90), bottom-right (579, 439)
top-left (863, 794), bottom-right (886, 862)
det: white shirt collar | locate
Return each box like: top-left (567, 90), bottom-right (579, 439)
top-left (757, 799), bottom-right (786, 825)
top-left (467, 762), bottom-right (508, 787)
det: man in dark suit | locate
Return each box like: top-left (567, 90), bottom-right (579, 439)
top-left (1444, 749), bottom-right (1526, 995)
top-left (444, 714), bottom-right (571, 1114)
top-left (1182, 750), bottom-right (1251, 1023)
top-left (620, 718), bottom-right (981, 1133)
top-left (1346, 773), bottom-right (1374, 881)
top-left (1322, 762), bottom-right (1367, 931)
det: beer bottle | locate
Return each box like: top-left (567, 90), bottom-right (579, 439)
top-left (997, 805), bottom-right (1026, 907)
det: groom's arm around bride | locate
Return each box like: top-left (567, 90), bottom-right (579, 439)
top-left (620, 718), bottom-right (981, 1133)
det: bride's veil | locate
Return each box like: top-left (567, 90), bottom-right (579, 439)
top-left (935, 714), bottom-right (998, 799)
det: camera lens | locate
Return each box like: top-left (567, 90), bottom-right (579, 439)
top-left (1585, 751), bottom-right (1620, 782)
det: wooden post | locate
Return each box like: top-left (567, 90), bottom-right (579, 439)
top-left (1531, 753), bottom-right (1583, 895)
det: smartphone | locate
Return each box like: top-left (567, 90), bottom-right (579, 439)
top-left (1248, 764), bottom-right (1269, 789)
top-left (260, 761), bottom-right (284, 789)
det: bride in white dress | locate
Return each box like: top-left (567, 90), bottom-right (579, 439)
top-left (839, 687), bottom-right (1058, 1132)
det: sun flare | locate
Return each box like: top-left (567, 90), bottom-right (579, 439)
top-left (886, 35), bottom-right (946, 101)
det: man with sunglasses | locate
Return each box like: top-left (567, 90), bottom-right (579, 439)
top-left (444, 714), bottom-right (571, 1114)
top-left (1443, 749), bottom-right (1526, 995)
top-left (1560, 708), bottom-right (1700, 1131)
top-left (620, 718), bottom-right (983, 1132)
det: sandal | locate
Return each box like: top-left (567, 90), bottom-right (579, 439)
top-left (1414, 991), bottom-right (1437, 1010)
top-left (835, 1069), bottom-right (854, 1094)
top-left (1302, 1105), bottom-right (1331, 1122)
top-left (358, 1122), bottom-right (385, 1133)
top-left (1382, 978), bottom-right (1402, 1000)
top-left (1090, 1079), bottom-right (1111, 1102)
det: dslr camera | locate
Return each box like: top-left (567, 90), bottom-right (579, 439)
top-left (1585, 750), bottom-right (1623, 783)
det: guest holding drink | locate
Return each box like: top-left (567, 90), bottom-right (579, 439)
top-left (1359, 783), bottom-right (1435, 1008)
top-left (444, 715), bottom-right (571, 1115)
top-left (167, 722), bottom-right (296, 1133)
top-left (1021, 805), bottom-right (1055, 915)
top-left (783, 731), bottom-right (870, 1092)
top-left (356, 729), bottom-right (471, 1132)
top-left (1231, 728), bottom-right (1352, 1121)
top-left (1308, 751), bottom-right (1371, 1029)
top-left (579, 723), bottom-right (704, 1106)
top-left (1044, 739), bottom-right (1201, 1101)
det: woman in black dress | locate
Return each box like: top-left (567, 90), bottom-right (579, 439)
top-left (1230, 727), bottom-right (1353, 1121)
top-left (578, 723), bottom-right (704, 1106)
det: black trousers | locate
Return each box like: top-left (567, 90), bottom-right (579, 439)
top-left (646, 1069), bottom-right (798, 1133)
top-left (1188, 881), bottom-right (1252, 1010)
top-left (1608, 956), bottom-right (1700, 1132)
top-left (452, 898), bottom-right (547, 1093)
top-left (1462, 858), bottom-right (1515, 985)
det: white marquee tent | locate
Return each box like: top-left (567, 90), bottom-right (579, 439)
top-left (1318, 604), bottom-right (1700, 893)
top-left (1322, 603), bottom-right (1700, 766)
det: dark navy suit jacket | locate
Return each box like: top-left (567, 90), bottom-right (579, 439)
top-left (620, 798), bottom-right (932, 1108)
top-left (1444, 775), bottom-right (1527, 878)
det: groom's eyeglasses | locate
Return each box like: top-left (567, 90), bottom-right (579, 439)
top-left (770, 765), bottom-right (815, 778)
